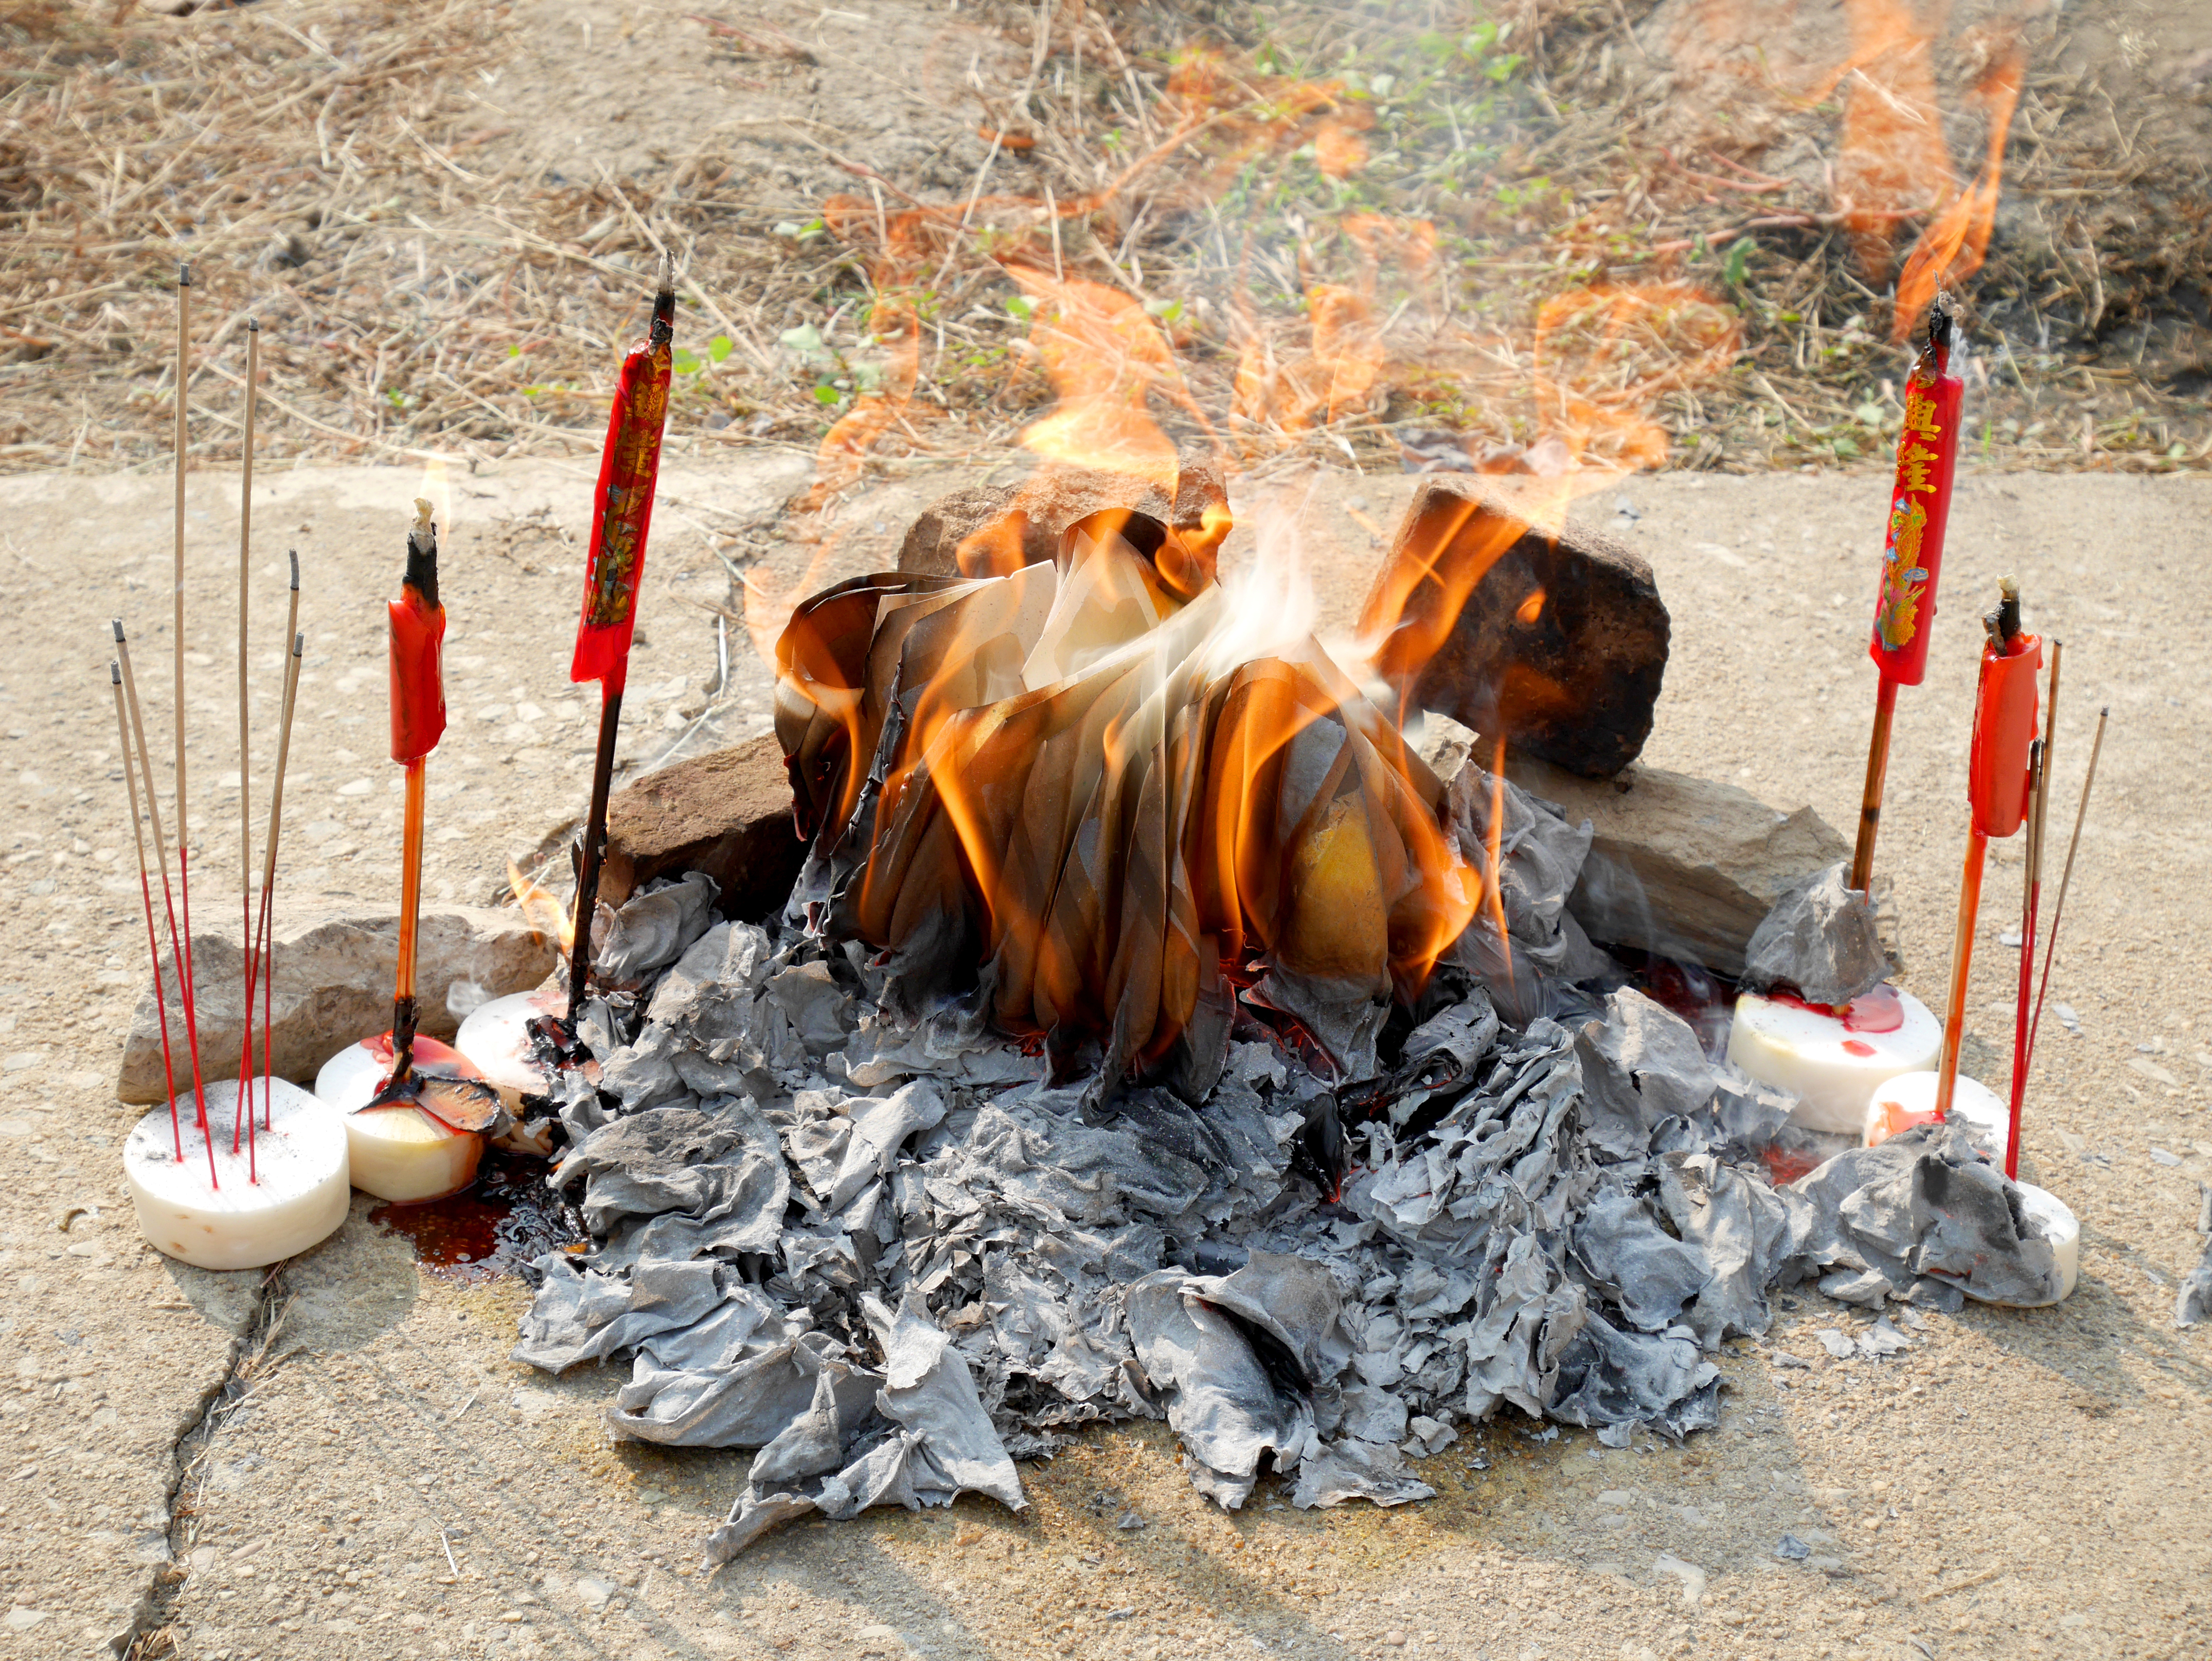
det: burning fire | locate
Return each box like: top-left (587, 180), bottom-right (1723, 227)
top-left (508, 856), bottom-right (577, 955)
top-left (776, 498), bottom-right (1479, 1085)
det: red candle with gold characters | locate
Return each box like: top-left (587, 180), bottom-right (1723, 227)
top-left (1869, 303), bottom-right (1964, 687)
top-left (559, 260), bottom-right (679, 1032)
top-left (1848, 298), bottom-right (1965, 894)
top-left (569, 271), bottom-right (676, 696)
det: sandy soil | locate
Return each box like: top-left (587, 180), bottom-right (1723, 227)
top-left (0, 451), bottom-right (2205, 1661)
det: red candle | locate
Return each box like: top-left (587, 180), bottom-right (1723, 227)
top-left (1868, 305), bottom-right (1963, 687)
top-left (569, 278), bottom-right (675, 696)
top-left (388, 502), bottom-right (448, 764)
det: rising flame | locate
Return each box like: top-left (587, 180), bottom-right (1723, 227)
top-left (1890, 36), bottom-right (2026, 340)
top-left (507, 856), bottom-right (576, 955)
top-left (777, 500), bottom-right (1480, 1084)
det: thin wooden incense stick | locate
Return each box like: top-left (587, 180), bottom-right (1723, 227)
top-left (234, 317), bottom-right (259, 1163)
top-left (115, 621), bottom-right (216, 1184)
top-left (2004, 637), bottom-right (2060, 1179)
top-left (236, 543), bottom-right (296, 1139)
top-left (2025, 705), bottom-right (2108, 1081)
top-left (252, 616), bottom-right (305, 1134)
top-left (171, 264), bottom-right (199, 1076)
top-left (112, 660), bottom-right (182, 1160)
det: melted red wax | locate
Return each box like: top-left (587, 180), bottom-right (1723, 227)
top-left (360, 1032), bottom-right (472, 1068)
top-left (1841, 1039), bottom-right (1877, 1057)
top-left (1765, 984), bottom-right (1904, 1034)
top-left (368, 1147), bottom-right (580, 1281)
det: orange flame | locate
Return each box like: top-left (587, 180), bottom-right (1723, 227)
top-left (1891, 37), bottom-right (2026, 340)
top-left (1833, 0), bottom-right (1954, 281)
top-left (775, 509), bottom-right (1481, 1079)
top-left (507, 857), bottom-right (576, 955)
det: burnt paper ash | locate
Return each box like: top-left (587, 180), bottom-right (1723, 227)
top-left (509, 810), bottom-right (2074, 1563)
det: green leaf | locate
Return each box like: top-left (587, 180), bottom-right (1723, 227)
top-left (707, 335), bottom-right (734, 364)
top-left (779, 323), bottom-right (828, 356)
top-left (672, 348), bottom-right (701, 374)
top-left (1005, 295), bottom-right (1036, 322)
top-left (506, 344), bottom-right (521, 359)
top-left (1723, 238), bottom-right (1753, 287)
top-left (813, 384), bottom-right (841, 405)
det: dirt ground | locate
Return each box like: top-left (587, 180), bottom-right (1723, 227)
top-left (2, 0), bottom-right (2210, 1657)
top-left (0, 453), bottom-right (2206, 1661)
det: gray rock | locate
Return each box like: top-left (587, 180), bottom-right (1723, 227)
top-left (1740, 862), bottom-right (1889, 1006)
top-left (599, 734), bottom-right (805, 923)
top-left (118, 904), bottom-right (554, 1103)
top-left (1365, 477), bottom-right (1669, 777)
top-left (2172, 1236), bottom-right (2212, 1328)
top-left (1506, 756), bottom-right (1850, 977)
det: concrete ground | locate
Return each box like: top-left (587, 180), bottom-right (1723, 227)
top-left (0, 456), bottom-right (2206, 1661)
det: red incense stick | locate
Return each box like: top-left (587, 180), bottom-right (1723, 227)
top-left (1850, 299), bottom-right (1963, 894)
top-left (111, 662), bottom-right (182, 1160)
top-left (171, 265), bottom-right (203, 1131)
top-left (2024, 706), bottom-right (2106, 1083)
top-left (2004, 639), bottom-right (2060, 1179)
top-left (233, 318), bottom-right (260, 1175)
top-left (254, 609), bottom-right (303, 1134)
top-left (116, 620), bottom-right (215, 1172)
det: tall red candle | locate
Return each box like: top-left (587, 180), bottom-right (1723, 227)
top-left (1869, 308), bottom-right (1963, 687)
top-left (1848, 299), bottom-right (1965, 894)
top-left (569, 278), bottom-right (675, 697)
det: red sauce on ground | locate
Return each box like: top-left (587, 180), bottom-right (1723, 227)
top-left (1765, 983), bottom-right (1904, 1034)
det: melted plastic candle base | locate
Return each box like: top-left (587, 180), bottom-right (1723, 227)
top-left (453, 988), bottom-right (562, 1109)
top-left (1726, 986), bottom-right (1942, 1134)
top-left (2008, 1182), bottom-right (2081, 1305)
top-left (314, 1037), bottom-right (485, 1203)
top-left (124, 1079), bottom-right (350, 1271)
top-left (1862, 1069), bottom-right (2012, 1164)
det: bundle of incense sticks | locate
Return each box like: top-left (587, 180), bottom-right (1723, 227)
top-left (110, 273), bottom-right (306, 1187)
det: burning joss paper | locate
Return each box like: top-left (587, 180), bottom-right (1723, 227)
top-left (774, 498), bottom-right (1480, 1088)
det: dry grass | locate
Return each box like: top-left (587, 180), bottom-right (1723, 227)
top-left (1, 0), bottom-right (2205, 481)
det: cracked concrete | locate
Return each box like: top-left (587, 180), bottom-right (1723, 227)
top-left (2, 459), bottom-right (2209, 1660)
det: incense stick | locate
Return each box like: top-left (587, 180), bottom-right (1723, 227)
top-left (115, 620), bottom-right (216, 1186)
top-left (2025, 705), bottom-right (2108, 1080)
top-left (171, 265), bottom-right (198, 1092)
top-left (234, 317), bottom-right (259, 1163)
top-left (111, 661), bottom-right (182, 1161)
top-left (252, 616), bottom-right (305, 1134)
top-left (2004, 638), bottom-right (2061, 1178)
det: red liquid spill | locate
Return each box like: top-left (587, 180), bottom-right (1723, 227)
top-left (368, 1147), bottom-right (580, 1282)
top-left (1841, 1038), bottom-right (1877, 1057)
top-left (1767, 984), bottom-right (1904, 1034)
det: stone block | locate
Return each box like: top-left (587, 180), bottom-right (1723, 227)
top-left (1507, 755), bottom-right (1849, 978)
top-left (1363, 477), bottom-right (1668, 777)
top-left (119, 905), bottom-right (554, 1103)
top-left (600, 733), bottom-right (806, 922)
